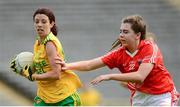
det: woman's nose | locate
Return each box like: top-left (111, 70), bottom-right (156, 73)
top-left (37, 22), bottom-right (43, 27)
top-left (119, 33), bottom-right (124, 38)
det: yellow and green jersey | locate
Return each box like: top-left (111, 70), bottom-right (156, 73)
top-left (33, 32), bottom-right (82, 103)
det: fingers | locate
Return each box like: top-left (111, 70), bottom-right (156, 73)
top-left (21, 65), bottom-right (34, 81)
top-left (22, 65), bottom-right (31, 77)
top-left (61, 66), bottom-right (67, 71)
top-left (54, 57), bottom-right (65, 66)
top-left (91, 76), bottom-right (103, 85)
top-left (10, 60), bottom-right (15, 68)
top-left (10, 60), bottom-right (34, 81)
top-left (91, 75), bottom-right (110, 85)
top-left (56, 61), bottom-right (67, 71)
top-left (54, 56), bottom-right (63, 64)
top-left (54, 57), bottom-right (68, 71)
top-left (55, 60), bottom-right (65, 65)
top-left (10, 60), bottom-right (17, 73)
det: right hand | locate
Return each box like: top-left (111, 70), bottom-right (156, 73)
top-left (10, 57), bottom-right (22, 74)
top-left (54, 57), bottom-right (67, 71)
top-left (10, 58), bottom-right (18, 73)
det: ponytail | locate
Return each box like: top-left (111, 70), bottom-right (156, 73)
top-left (51, 24), bottom-right (58, 36)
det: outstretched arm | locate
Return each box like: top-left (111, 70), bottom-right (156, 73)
top-left (66, 57), bottom-right (106, 71)
top-left (91, 63), bottom-right (154, 85)
top-left (55, 57), bottom-right (106, 71)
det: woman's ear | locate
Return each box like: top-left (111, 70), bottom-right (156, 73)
top-left (50, 21), bottom-right (55, 29)
top-left (136, 32), bottom-right (141, 40)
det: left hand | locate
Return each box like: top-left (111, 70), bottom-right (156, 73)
top-left (91, 74), bottom-right (111, 85)
top-left (21, 65), bottom-right (34, 81)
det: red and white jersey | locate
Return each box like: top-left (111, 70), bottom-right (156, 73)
top-left (102, 40), bottom-right (174, 94)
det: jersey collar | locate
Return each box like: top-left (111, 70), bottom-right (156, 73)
top-left (125, 40), bottom-right (145, 57)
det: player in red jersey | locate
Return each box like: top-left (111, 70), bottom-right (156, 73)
top-left (56, 15), bottom-right (179, 106)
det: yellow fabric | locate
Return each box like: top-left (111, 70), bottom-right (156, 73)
top-left (33, 32), bottom-right (82, 103)
top-left (79, 88), bottom-right (101, 106)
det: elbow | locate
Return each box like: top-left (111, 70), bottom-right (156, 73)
top-left (56, 77), bottom-right (61, 80)
top-left (135, 74), bottom-right (145, 84)
top-left (55, 74), bottom-right (61, 80)
top-left (137, 78), bottom-right (144, 84)
top-left (52, 75), bottom-right (60, 80)
top-left (54, 76), bottom-right (61, 80)
top-left (52, 71), bottom-right (61, 80)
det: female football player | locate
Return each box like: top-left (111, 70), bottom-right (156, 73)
top-left (57, 15), bottom-right (179, 106)
top-left (23, 8), bottom-right (82, 106)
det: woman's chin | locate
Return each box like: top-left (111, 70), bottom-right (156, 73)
top-left (38, 33), bottom-right (46, 38)
top-left (121, 43), bottom-right (128, 47)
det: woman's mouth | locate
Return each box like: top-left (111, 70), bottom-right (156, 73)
top-left (37, 29), bottom-right (44, 32)
top-left (120, 39), bottom-right (126, 43)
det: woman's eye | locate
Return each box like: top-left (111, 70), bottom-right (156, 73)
top-left (35, 20), bottom-right (39, 24)
top-left (124, 31), bottom-right (128, 34)
top-left (119, 30), bottom-right (122, 34)
top-left (42, 20), bottom-right (47, 24)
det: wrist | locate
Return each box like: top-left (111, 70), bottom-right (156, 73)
top-left (107, 74), bottom-right (114, 80)
top-left (32, 74), bottom-right (37, 81)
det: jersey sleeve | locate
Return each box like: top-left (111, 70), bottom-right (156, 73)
top-left (101, 49), bottom-right (121, 69)
top-left (141, 43), bottom-right (159, 64)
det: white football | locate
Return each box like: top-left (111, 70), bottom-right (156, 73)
top-left (15, 52), bottom-right (33, 73)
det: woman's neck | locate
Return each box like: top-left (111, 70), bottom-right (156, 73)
top-left (38, 32), bottom-right (51, 43)
top-left (127, 40), bottom-right (140, 53)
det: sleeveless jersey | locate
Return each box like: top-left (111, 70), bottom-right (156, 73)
top-left (33, 32), bottom-right (82, 103)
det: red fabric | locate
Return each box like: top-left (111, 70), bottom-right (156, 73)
top-left (127, 83), bottom-right (136, 106)
top-left (171, 88), bottom-right (180, 106)
top-left (102, 40), bottom-right (174, 94)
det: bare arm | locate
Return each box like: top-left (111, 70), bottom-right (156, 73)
top-left (91, 63), bottom-right (154, 84)
top-left (66, 57), bottom-right (106, 71)
top-left (32, 41), bottom-right (61, 81)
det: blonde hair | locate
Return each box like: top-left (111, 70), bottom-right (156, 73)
top-left (145, 32), bottom-right (156, 42)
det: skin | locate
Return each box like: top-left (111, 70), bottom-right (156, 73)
top-left (118, 32), bottom-right (156, 88)
top-left (56, 23), bottom-right (153, 85)
top-left (31, 14), bottom-right (62, 81)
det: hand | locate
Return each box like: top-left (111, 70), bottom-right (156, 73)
top-left (54, 57), bottom-right (67, 71)
top-left (10, 58), bottom-right (21, 74)
top-left (21, 65), bottom-right (34, 81)
top-left (10, 58), bottom-right (17, 73)
top-left (91, 74), bottom-right (111, 85)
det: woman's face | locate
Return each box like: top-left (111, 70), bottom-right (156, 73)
top-left (34, 14), bottom-right (54, 38)
top-left (119, 23), bottom-right (140, 49)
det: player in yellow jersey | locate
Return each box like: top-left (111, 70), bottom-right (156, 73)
top-left (21, 8), bottom-right (82, 106)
